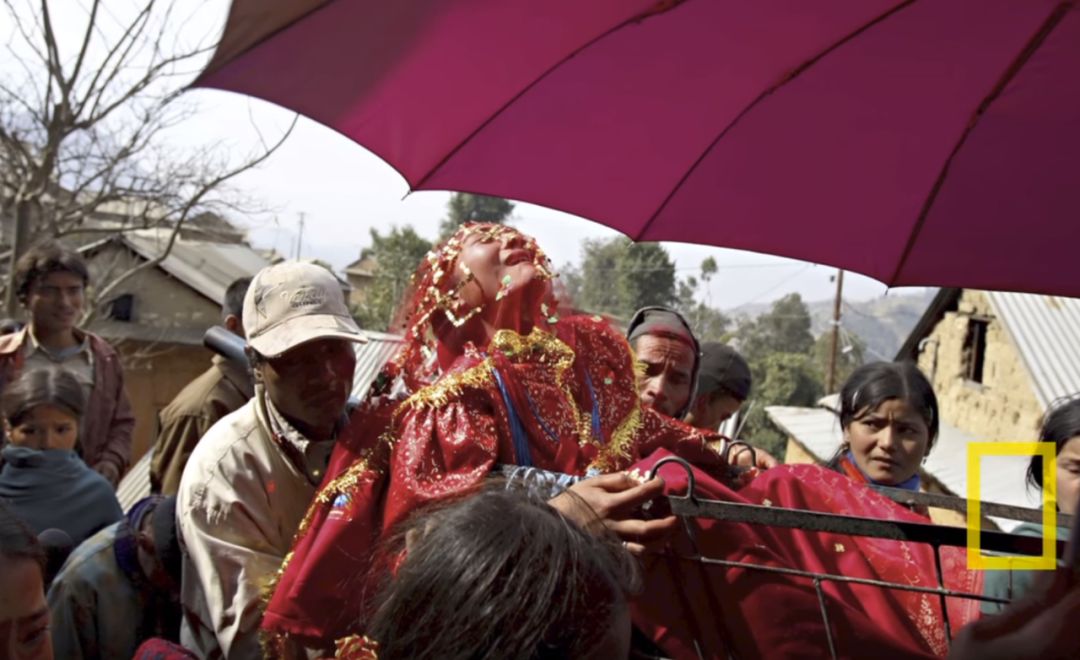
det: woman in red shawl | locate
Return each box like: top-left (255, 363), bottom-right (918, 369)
top-left (263, 224), bottom-right (979, 658)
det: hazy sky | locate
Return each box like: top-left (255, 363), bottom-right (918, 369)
top-left (5, 1), bottom-right (928, 311)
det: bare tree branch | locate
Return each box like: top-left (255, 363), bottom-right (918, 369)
top-left (81, 116), bottom-right (298, 325)
top-left (1, 0), bottom-right (297, 315)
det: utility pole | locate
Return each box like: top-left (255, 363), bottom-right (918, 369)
top-left (295, 212), bottom-right (306, 259)
top-left (825, 269), bottom-right (845, 393)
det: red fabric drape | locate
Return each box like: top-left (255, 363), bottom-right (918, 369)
top-left (634, 451), bottom-right (982, 659)
top-left (263, 317), bottom-right (981, 658)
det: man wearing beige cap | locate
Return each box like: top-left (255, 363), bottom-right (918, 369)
top-left (176, 261), bottom-right (366, 659)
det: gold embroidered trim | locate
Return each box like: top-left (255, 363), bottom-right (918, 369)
top-left (258, 550), bottom-right (294, 657)
top-left (588, 402), bottom-right (642, 473)
top-left (396, 358), bottom-right (496, 412)
top-left (490, 327), bottom-right (595, 446)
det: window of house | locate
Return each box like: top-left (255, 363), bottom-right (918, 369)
top-left (963, 318), bottom-right (989, 384)
top-left (108, 293), bottom-right (135, 322)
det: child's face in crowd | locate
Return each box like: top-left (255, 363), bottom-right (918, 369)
top-left (25, 271), bottom-right (84, 335)
top-left (5, 405), bottom-right (79, 451)
top-left (846, 398), bottom-right (931, 486)
top-left (1056, 436), bottom-right (1080, 515)
top-left (0, 558), bottom-right (53, 660)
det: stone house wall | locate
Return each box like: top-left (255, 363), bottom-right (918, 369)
top-left (913, 290), bottom-right (1043, 442)
top-left (81, 243), bottom-right (223, 464)
top-left (85, 242), bottom-right (220, 329)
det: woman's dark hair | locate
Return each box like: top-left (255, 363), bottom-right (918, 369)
top-left (835, 361), bottom-right (939, 455)
top-left (367, 486), bottom-right (639, 660)
top-left (13, 241), bottom-right (90, 305)
top-left (1026, 397), bottom-right (1080, 491)
top-left (0, 501), bottom-right (45, 573)
top-left (1, 366), bottom-right (86, 428)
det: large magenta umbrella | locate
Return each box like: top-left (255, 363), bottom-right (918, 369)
top-left (197, 0), bottom-right (1080, 296)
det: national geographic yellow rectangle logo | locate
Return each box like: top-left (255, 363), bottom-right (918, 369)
top-left (967, 442), bottom-right (1057, 570)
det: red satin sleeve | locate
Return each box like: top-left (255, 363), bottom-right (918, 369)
top-left (382, 387), bottom-right (505, 533)
top-left (261, 361), bottom-right (509, 645)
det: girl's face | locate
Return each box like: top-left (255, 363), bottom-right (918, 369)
top-left (450, 226), bottom-right (550, 317)
top-left (845, 398), bottom-right (931, 486)
top-left (1055, 436), bottom-right (1080, 515)
top-left (5, 405), bottom-right (79, 451)
top-left (0, 558), bottom-right (53, 660)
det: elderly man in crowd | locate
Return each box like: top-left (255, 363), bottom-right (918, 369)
top-left (683, 342), bottom-right (752, 432)
top-left (0, 242), bottom-right (133, 486)
top-left (150, 277), bottom-right (253, 495)
top-left (177, 262), bottom-right (367, 658)
top-left (626, 306), bottom-right (701, 420)
top-left (627, 306), bottom-right (775, 468)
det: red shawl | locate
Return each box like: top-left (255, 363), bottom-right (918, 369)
top-left (261, 316), bottom-right (723, 646)
top-left (262, 316), bottom-right (981, 658)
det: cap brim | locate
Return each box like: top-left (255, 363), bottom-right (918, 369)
top-left (248, 313), bottom-right (368, 358)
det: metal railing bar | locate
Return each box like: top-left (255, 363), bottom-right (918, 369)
top-left (671, 554), bottom-right (1010, 605)
top-left (932, 544), bottom-right (952, 643)
top-left (870, 485), bottom-right (1074, 529)
top-left (667, 496), bottom-right (1065, 557)
top-left (813, 578), bottom-right (839, 660)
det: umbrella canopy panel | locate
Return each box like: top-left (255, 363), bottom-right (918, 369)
top-left (198, 0), bottom-right (1080, 296)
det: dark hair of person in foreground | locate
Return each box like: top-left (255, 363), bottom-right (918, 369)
top-left (0, 501), bottom-right (45, 568)
top-left (367, 486), bottom-right (640, 660)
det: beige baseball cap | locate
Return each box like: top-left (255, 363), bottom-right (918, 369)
top-left (243, 261), bottom-right (367, 358)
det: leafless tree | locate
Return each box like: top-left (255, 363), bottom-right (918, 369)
top-left (0, 0), bottom-right (294, 316)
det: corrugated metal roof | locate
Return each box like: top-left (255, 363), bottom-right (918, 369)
top-left (116, 451), bottom-right (152, 512)
top-left (987, 292), bottom-right (1080, 408)
top-left (351, 331), bottom-right (403, 400)
top-left (765, 404), bottom-right (1036, 531)
top-left (122, 229), bottom-right (271, 305)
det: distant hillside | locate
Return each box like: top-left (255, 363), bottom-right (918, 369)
top-left (728, 289), bottom-right (937, 360)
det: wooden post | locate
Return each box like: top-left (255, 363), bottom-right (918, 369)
top-left (825, 269), bottom-right (845, 393)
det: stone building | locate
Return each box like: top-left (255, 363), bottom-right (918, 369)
top-left (767, 287), bottom-right (1080, 529)
top-left (80, 228), bottom-right (271, 463)
top-left (343, 255), bottom-right (377, 307)
top-left (894, 288), bottom-right (1073, 443)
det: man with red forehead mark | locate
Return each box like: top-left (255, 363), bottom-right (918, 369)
top-left (261, 225), bottom-right (972, 659)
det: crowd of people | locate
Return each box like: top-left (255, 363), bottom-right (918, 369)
top-left (1, 228), bottom-right (1079, 659)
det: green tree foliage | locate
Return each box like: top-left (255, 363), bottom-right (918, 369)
top-left (572, 237), bottom-right (677, 319)
top-left (739, 352), bottom-right (824, 456)
top-left (439, 193), bottom-right (515, 238)
top-left (352, 225), bottom-right (433, 331)
top-left (811, 329), bottom-right (867, 393)
top-left (675, 258), bottom-right (730, 343)
top-left (735, 293), bottom-right (815, 359)
top-left (733, 293), bottom-right (821, 456)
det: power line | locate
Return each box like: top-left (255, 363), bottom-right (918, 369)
top-left (731, 264), bottom-right (816, 308)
